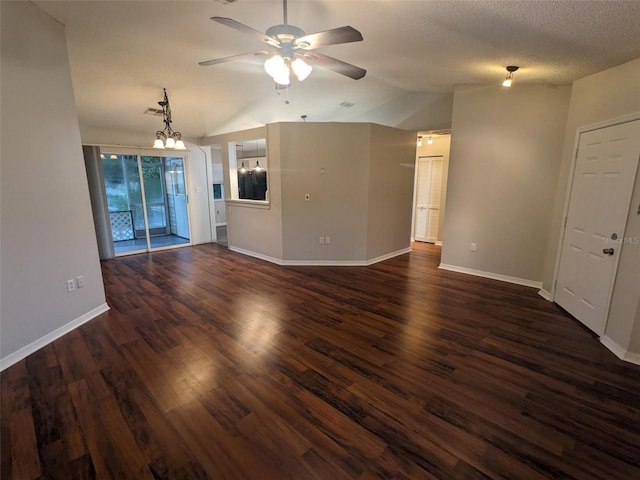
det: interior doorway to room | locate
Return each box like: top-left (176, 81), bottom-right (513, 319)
top-left (207, 145), bottom-right (227, 246)
top-left (555, 119), bottom-right (640, 335)
top-left (101, 152), bottom-right (191, 256)
top-left (412, 132), bottom-right (451, 245)
top-left (414, 156), bottom-right (443, 243)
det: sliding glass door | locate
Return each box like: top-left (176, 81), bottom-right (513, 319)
top-left (102, 150), bottom-right (190, 256)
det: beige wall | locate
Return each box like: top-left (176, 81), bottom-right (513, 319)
top-left (280, 122), bottom-right (371, 262)
top-left (367, 124), bottom-right (415, 259)
top-left (203, 122), bottom-right (415, 264)
top-left (1, 1), bottom-right (107, 365)
top-left (441, 84), bottom-right (571, 283)
top-left (542, 58), bottom-right (640, 292)
top-left (415, 134), bottom-right (451, 244)
top-left (539, 58), bottom-right (640, 357)
top-left (201, 125), bottom-right (284, 260)
top-left (350, 92), bottom-right (454, 132)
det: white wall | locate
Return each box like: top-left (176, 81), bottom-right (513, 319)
top-left (441, 84), bottom-right (571, 284)
top-left (186, 144), bottom-right (213, 245)
top-left (1, 1), bottom-right (107, 367)
top-left (539, 57), bottom-right (640, 358)
top-left (415, 134), bottom-right (451, 244)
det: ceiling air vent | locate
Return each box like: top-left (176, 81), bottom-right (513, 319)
top-left (339, 101), bottom-right (355, 108)
top-left (144, 107), bottom-right (164, 116)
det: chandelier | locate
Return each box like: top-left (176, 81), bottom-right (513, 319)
top-left (153, 88), bottom-right (186, 150)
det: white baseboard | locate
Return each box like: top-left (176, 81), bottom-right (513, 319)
top-left (601, 335), bottom-right (640, 366)
top-left (229, 246), bottom-right (411, 267)
top-left (438, 263), bottom-right (542, 289)
top-left (435, 241), bottom-right (443, 246)
top-left (0, 303), bottom-right (110, 371)
top-left (229, 246), bottom-right (285, 265)
top-left (365, 247), bottom-right (412, 265)
top-left (538, 288), bottom-right (552, 301)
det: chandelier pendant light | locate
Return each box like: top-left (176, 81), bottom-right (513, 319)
top-left (502, 65), bottom-right (519, 87)
top-left (153, 88), bottom-right (186, 150)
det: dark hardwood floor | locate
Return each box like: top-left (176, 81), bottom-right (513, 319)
top-left (2, 242), bottom-right (640, 479)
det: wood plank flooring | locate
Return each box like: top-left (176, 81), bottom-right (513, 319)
top-left (2, 242), bottom-right (640, 479)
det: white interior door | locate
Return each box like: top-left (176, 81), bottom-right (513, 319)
top-left (556, 119), bottom-right (640, 335)
top-left (414, 157), bottom-right (443, 243)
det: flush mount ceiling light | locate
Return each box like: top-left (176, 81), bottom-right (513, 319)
top-left (502, 65), bottom-right (519, 87)
top-left (152, 88), bottom-right (186, 150)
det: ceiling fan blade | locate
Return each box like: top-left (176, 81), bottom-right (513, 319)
top-left (199, 51), bottom-right (269, 67)
top-left (303, 51), bottom-right (366, 80)
top-left (295, 26), bottom-right (363, 50)
top-left (212, 17), bottom-right (280, 47)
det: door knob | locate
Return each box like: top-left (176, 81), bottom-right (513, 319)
top-left (603, 248), bottom-right (615, 256)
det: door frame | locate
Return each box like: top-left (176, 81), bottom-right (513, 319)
top-left (550, 112), bottom-right (640, 328)
top-left (100, 146), bottom-right (193, 254)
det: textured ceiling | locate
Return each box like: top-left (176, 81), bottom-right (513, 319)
top-left (34, 0), bottom-right (640, 139)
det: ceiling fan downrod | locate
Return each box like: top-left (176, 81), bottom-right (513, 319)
top-left (283, 0), bottom-right (288, 25)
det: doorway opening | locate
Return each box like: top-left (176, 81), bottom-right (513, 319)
top-left (101, 151), bottom-right (191, 256)
top-left (412, 132), bottom-right (451, 246)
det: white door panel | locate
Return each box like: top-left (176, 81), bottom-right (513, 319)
top-left (414, 157), bottom-right (443, 243)
top-left (556, 120), bottom-right (640, 335)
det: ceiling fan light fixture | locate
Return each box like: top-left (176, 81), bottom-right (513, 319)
top-left (264, 54), bottom-right (285, 77)
top-left (292, 58), bottom-right (312, 81)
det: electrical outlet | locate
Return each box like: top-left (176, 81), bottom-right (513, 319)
top-left (305, 194), bottom-right (310, 201)
top-left (67, 279), bottom-right (76, 292)
top-left (76, 275), bottom-right (85, 288)
top-left (470, 243), bottom-right (477, 252)
top-left (319, 236), bottom-right (325, 244)
top-left (325, 236), bottom-right (331, 244)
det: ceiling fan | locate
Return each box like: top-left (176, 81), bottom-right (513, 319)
top-left (199, 0), bottom-right (366, 85)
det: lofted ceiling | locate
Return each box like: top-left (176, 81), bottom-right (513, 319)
top-left (35, 0), bottom-right (640, 140)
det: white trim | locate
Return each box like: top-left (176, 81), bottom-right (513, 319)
top-left (435, 241), bottom-right (443, 246)
top-left (538, 289), bottom-right (552, 301)
top-left (438, 263), bottom-right (542, 289)
top-left (284, 259), bottom-right (368, 266)
top-left (365, 247), bottom-right (412, 265)
top-left (601, 335), bottom-right (640, 366)
top-left (0, 303), bottom-right (110, 371)
top-left (229, 246), bottom-right (284, 265)
top-left (229, 246), bottom-right (411, 267)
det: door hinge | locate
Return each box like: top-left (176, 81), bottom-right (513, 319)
top-left (575, 146), bottom-right (579, 160)
top-left (564, 216), bottom-right (568, 228)
top-left (186, 195), bottom-right (189, 204)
